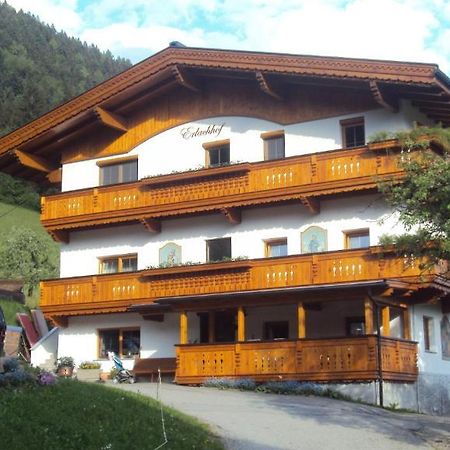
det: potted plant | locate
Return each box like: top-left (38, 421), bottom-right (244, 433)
top-left (56, 356), bottom-right (75, 377)
top-left (76, 361), bottom-right (101, 382)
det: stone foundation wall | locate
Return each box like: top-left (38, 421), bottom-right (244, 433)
top-left (326, 373), bottom-right (450, 416)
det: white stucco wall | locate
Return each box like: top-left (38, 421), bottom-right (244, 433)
top-left (61, 101), bottom-right (429, 192)
top-left (57, 312), bottom-right (198, 371)
top-left (59, 194), bottom-right (406, 277)
top-left (30, 328), bottom-right (59, 368)
top-left (412, 304), bottom-right (450, 375)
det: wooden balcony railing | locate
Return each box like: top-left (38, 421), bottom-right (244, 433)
top-left (40, 246), bottom-right (435, 316)
top-left (41, 140), bottom-right (402, 235)
top-left (175, 336), bottom-right (418, 383)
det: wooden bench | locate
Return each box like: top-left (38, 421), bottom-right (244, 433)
top-left (133, 357), bottom-right (176, 382)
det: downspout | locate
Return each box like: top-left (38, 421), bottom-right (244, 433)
top-left (368, 289), bottom-right (383, 408)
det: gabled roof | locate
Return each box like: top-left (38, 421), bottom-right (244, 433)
top-left (1, 46), bottom-right (450, 183)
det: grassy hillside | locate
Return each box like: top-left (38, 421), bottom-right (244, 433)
top-left (0, 297), bottom-right (29, 326)
top-left (0, 200), bottom-right (59, 310)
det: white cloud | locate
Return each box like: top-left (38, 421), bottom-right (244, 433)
top-left (4, 0), bottom-right (450, 74)
top-left (6, 0), bottom-right (82, 34)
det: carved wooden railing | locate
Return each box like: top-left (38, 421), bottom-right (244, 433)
top-left (175, 336), bottom-right (418, 383)
top-left (41, 141), bottom-right (402, 233)
top-left (40, 246), bottom-right (433, 316)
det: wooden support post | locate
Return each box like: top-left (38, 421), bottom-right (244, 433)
top-left (237, 306), bottom-right (245, 342)
top-left (381, 306), bottom-right (390, 337)
top-left (297, 302), bottom-right (306, 338)
top-left (403, 308), bottom-right (412, 340)
top-left (208, 311), bottom-right (215, 343)
top-left (364, 297), bottom-right (374, 334)
top-left (180, 311), bottom-right (188, 344)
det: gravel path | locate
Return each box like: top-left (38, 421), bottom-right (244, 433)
top-left (114, 382), bottom-right (450, 450)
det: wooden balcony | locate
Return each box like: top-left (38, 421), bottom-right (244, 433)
top-left (40, 246), bottom-right (435, 317)
top-left (175, 336), bottom-right (418, 384)
top-left (41, 140), bottom-right (402, 237)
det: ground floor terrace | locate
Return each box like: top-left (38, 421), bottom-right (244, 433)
top-left (127, 282), bottom-right (419, 384)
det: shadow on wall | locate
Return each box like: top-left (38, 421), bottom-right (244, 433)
top-left (418, 374), bottom-right (450, 416)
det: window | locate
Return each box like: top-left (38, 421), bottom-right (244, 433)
top-left (423, 316), bottom-right (435, 352)
top-left (265, 238), bottom-right (288, 257)
top-left (344, 229), bottom-right (370, 249)
top-left (263, 321), bottom-right (289, 340)
top-left (98, 328), bottom-right (140, 359)
top-left (206, 237), bottom-right (231, 262)
top-left (99, 254), bottom-right (137, 274)
top-left (203, 140), bottom-right (230, 167)
top-left (98, 157), bottom-right (138, 186)
top-left (261, 130), bottom-right (285, 160)
top-left (346, 317), bottom-right (365, 336)
top-left (341, 117), bottom-right (365, 148)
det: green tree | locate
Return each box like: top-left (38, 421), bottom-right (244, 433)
top-left (0, 2), bottom-right (131, 137)
top-left (0, 226), bottom-right (58, 296)
top-left (378, 126), bottom-right (450, 267)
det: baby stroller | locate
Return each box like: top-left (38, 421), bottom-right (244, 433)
top-left (108, 352), bottom-right (135, 384)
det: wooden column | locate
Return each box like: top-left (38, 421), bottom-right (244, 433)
top-left (381, 306), bottom-right (390, 337)
top-left (297, 302), bottom-right (306, 338)
top-left (403, 308), bottom-right (412, 340)
top-left (237, 307), bottom-right (245, 342)
top-left (364, 297), bottom-right (374, 334)
top-left (180, 311), bottom-right (188, 344)
top-left (208, 311), bottom-right (215, 343)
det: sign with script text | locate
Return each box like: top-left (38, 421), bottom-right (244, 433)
top-left (181, 123), bottom-right (225, 140)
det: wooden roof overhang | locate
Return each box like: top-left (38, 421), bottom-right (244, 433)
top-left (1, 46), bottom-right (450, 184)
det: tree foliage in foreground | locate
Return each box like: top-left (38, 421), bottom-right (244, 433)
top-left (0, 226), bottom-right (57, 296)
top-left (377, 126), bottom-right (450, 267)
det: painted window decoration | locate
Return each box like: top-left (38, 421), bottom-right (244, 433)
top-left (159, 242), bottom-right (182, 267)
top-left (301, 226), bottom-right (328, 254)
top-left (441, 315), bottom-right (450, 360)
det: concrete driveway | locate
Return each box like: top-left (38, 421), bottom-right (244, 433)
top-left (114, 382), bottom-right (450, 450)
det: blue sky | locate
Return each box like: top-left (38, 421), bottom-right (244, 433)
top-left (7, 0), bottom-right (450, 74)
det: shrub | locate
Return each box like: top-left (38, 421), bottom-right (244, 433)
top-left (3, 357), bottom-right (20, 372)
top-left (56, 356), bottom-right (75, 370)
top-left (203, 377), bottom-right (256, 390)
top-left (0, 357), bottom-right (58, 388)
top-left (0, 358), bottom-right (35, 387)
top-left (256, 381), bottom-right (324, 395)
top-left (37, 371), bottom-right (57, 386)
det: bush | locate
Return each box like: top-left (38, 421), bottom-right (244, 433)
top-left (0, 357), bottom-right (35, 387)
top-left (255, 381), bottom-right (324, 395)
top-left (56, 356), bottom-right (75, 370)
top-left (37, 371), bottom-right (57, 386)
top-left (0, 357), bottom-right (58, 388)
top-left (203, 377), bottom-right (256, 390)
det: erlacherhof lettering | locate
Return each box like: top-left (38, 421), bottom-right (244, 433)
top-left (181, 123), bottom-right (225, 139)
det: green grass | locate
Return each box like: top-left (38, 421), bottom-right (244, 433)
top-left (0, 380), bottom-right (224, 450)
top-left (0, 297), bottom-right (29, 325)
top-left (0, 201), bottom-right (59, 309)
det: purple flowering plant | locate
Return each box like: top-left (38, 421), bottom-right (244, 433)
top-left (37, 370), bottom-right (57, 386)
